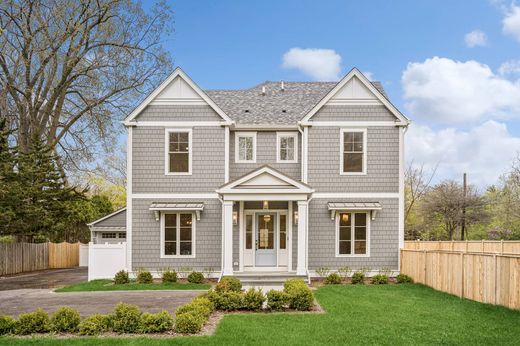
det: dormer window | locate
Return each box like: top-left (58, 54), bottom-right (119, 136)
top-left (235, 132), bottom-right (256, 163)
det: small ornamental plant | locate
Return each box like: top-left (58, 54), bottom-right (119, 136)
top-left (114, 270), bottom-right (130, 285)
top-left (215, 277), bottom-right (242, 292)
top-left (351, 271), bottom-right (365, 285)
top-left (396, 274), bottom-right (414, 284)
top-left (187, 271), bottom-right (204, 284)
top-left (111, 303), bottom-right (142, 334)
top-left (325, 273), bottom-right (342, 285)
top-left (15, 309), bottom-right (50, 335)
top-left (136, 269), bottom-right (153, 284)
top-left (371, 274), bottom-right (389, 285)
top-left (51, 307), bottom-right (81, 333)
top-left (162, 269), bottom-right (177, 283)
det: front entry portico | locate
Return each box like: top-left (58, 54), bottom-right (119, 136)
top-left (216, 166), bottom-right (313, 277)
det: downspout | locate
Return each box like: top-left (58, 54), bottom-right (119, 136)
top-left (297, 123), bottom-right (304, 182)
top-left (218, 196), bottom-right (224, 281)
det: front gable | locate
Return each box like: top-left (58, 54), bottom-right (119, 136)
top-left (329, 75), bottom-right (381, 104)
top-left (124, 68), bottom-right (233, 125)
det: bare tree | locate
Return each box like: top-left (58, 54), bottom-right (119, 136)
top-left (0, 0), bottom-right (173, 176)
top-left (405, 162), bottom-right (437, 222)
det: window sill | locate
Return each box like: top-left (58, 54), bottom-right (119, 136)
top-left (165, 172), bottom-right (192, 176)
top-left (276, 160), bottom-right (298, 164)
top-left (339, 172), bottom-right (367, 176)
top-left (335, 254), bottom-right (370, 258)
top-left (160, 255), bottom-right (196, 259)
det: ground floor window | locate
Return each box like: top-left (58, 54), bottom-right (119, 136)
top-left (337, 212), bottom-right (369, 256)
top-left (162, 213), bottom-right (194, 257)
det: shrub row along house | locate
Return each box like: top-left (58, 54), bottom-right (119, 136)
top-left (88, 67), bottom-right (410, 284)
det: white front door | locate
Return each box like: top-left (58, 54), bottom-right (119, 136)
top-left (255, 213), bottom-right (277, 266)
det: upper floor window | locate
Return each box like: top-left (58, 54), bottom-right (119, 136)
top-left (277, 132), bottom-right (298, 163)
top-left (340, 129), bottom-right (366, 175)
top-left (235, 132), bottom-right (256, 163)
top-left (166, 129), bottom-right (192, 175)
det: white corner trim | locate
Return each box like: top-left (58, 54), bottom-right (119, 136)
top-left (164, 128), bottom-right (192, 175)
top-left (276, 132), bottom-right (299, 163)
top-left (124, 67), bottom-right (233, 124)
top-left (224, 126), bottom-right (230, 183)
top-left (398, 127), bottom-right (405, 268)
top-left (339, 128), bottom-right (367, 176)
top-left (234, 132), bottom-right (257, 163)
top-left (126, 126), bottom-right (133, 271)
top-left (335, 211), bottom-right (371, 257)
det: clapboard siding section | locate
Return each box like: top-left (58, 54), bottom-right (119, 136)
top-left (311, 105), bottom-right (398, 122)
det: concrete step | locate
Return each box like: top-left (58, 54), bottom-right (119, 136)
top-left (233, 272), bottom-right (309, 287)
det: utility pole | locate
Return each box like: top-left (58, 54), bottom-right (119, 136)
top-left (461, 173), bottom-right (467, 240)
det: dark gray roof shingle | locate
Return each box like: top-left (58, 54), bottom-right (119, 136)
top-left (205, 81), bottom-right (387, 125)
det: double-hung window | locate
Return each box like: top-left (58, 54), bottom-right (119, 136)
top-left (277, 132), bottom-right (298, 163)
top-left (166, 129), bottom-right (192, 174)
top-left (336, 212), bottom-right (369, 256)
top-left (341, 129), bottom-right (366, 174)
top-left (235, 132), bottom-right (256, 163)
top-left (162, 213), bottom-right (195, 257)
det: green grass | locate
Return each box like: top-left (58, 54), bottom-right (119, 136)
top-left (3, 284), bottom-right (520, 345)
top-left (54, 279), bottom-right (211, 292)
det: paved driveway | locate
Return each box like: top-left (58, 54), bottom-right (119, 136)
top-left (0, 267), bottom-right (87, 291)
top-left (0, 289), bottom-right (202, 316)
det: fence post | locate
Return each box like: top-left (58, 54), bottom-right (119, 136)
top-left (460, 252), bottom-right (465, 299)
top-left (494, 254), bottom-right (498, 305)
top-left (501, 240), bottom-right (504, 254)
top-left (423, 250), bottom-right (427, 284)
top-left (466, 241), bottom-right (469, 252)
top-left (482, 240), bottom-right (484, 253)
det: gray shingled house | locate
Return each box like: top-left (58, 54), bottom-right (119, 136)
top-left (91, 67), bottom-right (409, 284)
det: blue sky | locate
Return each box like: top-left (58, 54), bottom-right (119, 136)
top-left (142, 0), bottom-right (520, 188)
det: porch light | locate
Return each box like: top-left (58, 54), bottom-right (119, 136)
top-left (342, 213), bottom-right (349, 223)
top-left (233, 211), bottom-right (238, 225)
top-left (294, 211), bottom-right (298, 225)
top-left (263, 214), bottom-right (271, 222)
top-left (263, 200), bottom-right (269, 210)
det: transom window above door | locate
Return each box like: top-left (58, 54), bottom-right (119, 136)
top-left (165, 129), bottom-right (192, 175)
top-left (340, 129), bottom-right (366, 175)
top-left (235, 132), bottom-right (256, 163)
top-left (277, 132), bottom-right (298, 163)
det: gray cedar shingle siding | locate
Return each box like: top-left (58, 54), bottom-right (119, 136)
top-left (311, 105), bottom-right (399, 122)
top-left (132, 198), bottom-right (222, 270)
top-left (308, 198), bottom-right (399, 270)
top-left (230, 131), bottom-right (301, 181)
top-left (135, 105), bottom-right (223, 122)
top-left (132, 126), bottom-right (225, 193)
top-left (92, 209), bottom-right (126, 227)
top-left (307, 126), bottom-right (399, 193)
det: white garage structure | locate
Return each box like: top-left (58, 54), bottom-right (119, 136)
top-left (87, 208), bottom-right (127, 244)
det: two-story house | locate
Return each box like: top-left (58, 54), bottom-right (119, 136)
top-left (94, 67), bottom-right (409, 283)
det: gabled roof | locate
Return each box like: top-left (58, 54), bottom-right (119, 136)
top-left (300, 68), bottom-right (410, 125)
top-left (87, 207), bottom-right (127, 227)
top-left (217, 165), bottom-right (313, 195)
top-left (123, 68), bottom-right (233, 125)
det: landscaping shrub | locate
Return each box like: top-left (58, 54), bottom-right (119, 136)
top-left (162, 269), bottom-right (177, 283)
top-left (174, 311), bottom-right (205, 334)
top-left (315, 267), bottom-right (330, 278)
top-left (210, 290), bottom-right (244, 311)
top-left (139, 311), bottom-right (173, 333)
top-left (396, 274), bottom-right (414, 284)
top-left (191, 297), bottom-right (215, 314)
top-left (51, 306), bottom-right (81, 333)
top-left (283, 279), bottom-right (314, 311)
top-left (114, 270), bottom-right (130, 284)
top-left (337, 266), bottom-right (352, 280)
top-left (0, 315), bottom-right (16, 335)
top-left (176, 302), bottom-right (211, 319)
top-left (242, 288), bottom-right (265, 311)
top-left (78, 314), bottom-right (111, 336)
top-left (325, 273), bottom-right (342, 285)
top-left (111, 303), bottom-right (142, 333)
top-left (371, 274), bottom-right (389, 285)
top-left (215, 276), bottom-right (242, 292)
top-left (136, 269), bottom-right (153, 284)
top-left (351, 271), bottom-right (365, 284)
top-left (187, 271), bottom-right (204, 284)
top-left (266, 290), bottom-right (288, 311)
top-left (15, 308), bottom-right (50, 334)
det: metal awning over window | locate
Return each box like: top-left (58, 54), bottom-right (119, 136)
top-left (149, 202), bottom-right (204, 221)
top-left (327, 202), bottom-right (382, 220)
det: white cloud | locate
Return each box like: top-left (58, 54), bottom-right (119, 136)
top-left (282, 48), bottom-right (342, 81)
top-left (464, 30), bottom-right (488, 47)
top-left (362, 71), bottom-right (374, 81)
top-left (499, 59), bottom-right (520, 75)
top-left (407, 121), bottom-right (520, 188)
top-left (503, 5), bottom-right (520, 42)
top-left (401, 57), bottom-right (520, 124)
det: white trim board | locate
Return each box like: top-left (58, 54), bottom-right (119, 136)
top-left (128, 121), bottom-right (227, 127)
top-left (132, 193), bottom-right (219, 199)
top-left (308, 121), bottom-right (403, 127)
top-left (124, 67), bottom-right (233, 125)
top-left (312, 192), bottom-right (399, 199)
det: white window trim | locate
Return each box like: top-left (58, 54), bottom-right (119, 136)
top-left (235, 132), bottom-right (257, 163)
top-left (276, 132), bottom-right (298, 163)
top-left (164, 128), bottom-right (192, 175)
top-left (335, 211), bottom-right (370, 257)
top-left (340, 128), bottom-right (367, 175)
top-left (160, 212), bottom-right (196, 258)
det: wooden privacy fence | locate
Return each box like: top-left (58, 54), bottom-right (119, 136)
top-left (405, 240), bottom-right (520, 254)
top-left (0, 242), bottom-right (81, 276)
top-left (400, 249), bottom-right (520, 310)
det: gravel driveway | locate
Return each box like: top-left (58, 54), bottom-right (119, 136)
top-left (0, 289), bottom-right (202, 316)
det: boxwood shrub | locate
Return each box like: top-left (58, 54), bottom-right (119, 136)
top-left (351, 271), bottom-right (365, 284)
top-left (15, 308), bottom-right (50, 334)
top-left (371, 274), bottom-right (389, 285)
top-left (187, 271), bottom-right (204, 284)
top-left (51, 307), bottom-right (81, 333)
top-left (136, 269), bottom-right (153, 284)
top-left (0, 315), bottom-right (16, 335)
top-left (114, 270), bottom-right (130, 284)
top-left (162, 270), bottom-right (177, 283)
top-left (206, 289), bottom-right (244, 311)
top-left (138, 311), bottom-right (173, 333)
top-left (283, 279), bottom-right (314, 311)
top-left (396, 273), bottom-right (414, 284)
top-left (325, 273), bottom-right (342, 285)
top-left (111, 303), bottom-right (142, 333)
top-left (176, 302), bottom-right (211, 319)
top-left (266, 290), bottom-right (288, 311)
top-left (215, 277), bottom-right (242, 292)
top-left (174, 311), bottom-right (205, 334)
top-left (78, 314), bottom-right (111, 336)
top-left (242, 288), bottom-right (265, 311)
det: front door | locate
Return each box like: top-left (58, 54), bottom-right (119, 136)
top-left (255, 213), bottom-right (277, 266)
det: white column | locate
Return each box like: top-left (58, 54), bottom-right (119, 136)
top-left (296, 201), bottom-right (308, 275)
top-left (222, 201), bottom-right (234, 276)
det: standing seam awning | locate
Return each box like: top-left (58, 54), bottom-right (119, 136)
top-left (149, 202), bottom-right (204, 221)
top-left (327, 202), bottom-right (382, 220)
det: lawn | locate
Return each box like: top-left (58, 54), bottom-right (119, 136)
top-left (54, 279), bottom-right (211, 292)
top-left (3, 284), bottom-right (520, 345)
